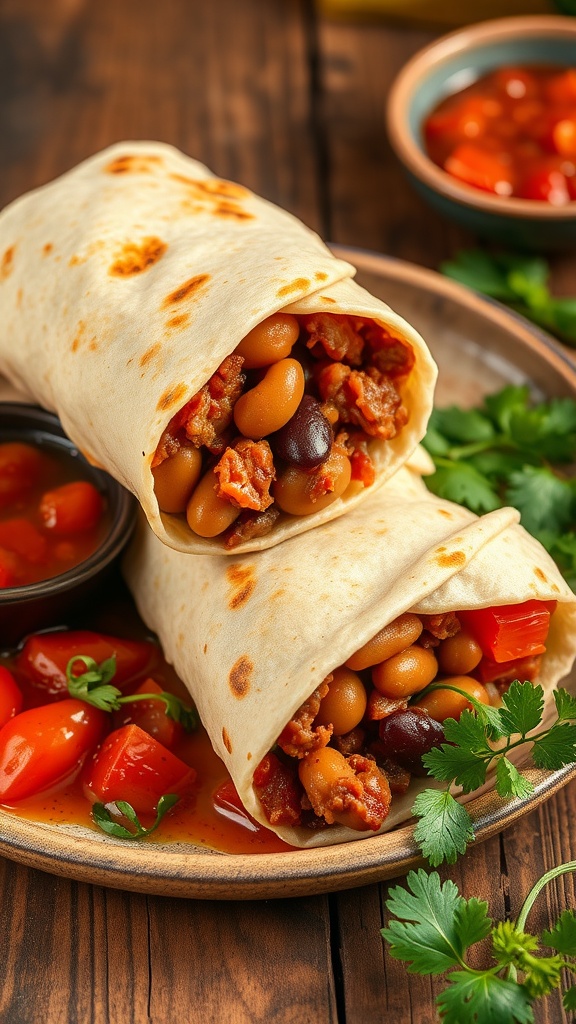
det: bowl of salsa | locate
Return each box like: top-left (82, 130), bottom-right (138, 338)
top-left (386, 16), bottom-right (576, 249)
top-left (0, 403), bottom-right (135, 646)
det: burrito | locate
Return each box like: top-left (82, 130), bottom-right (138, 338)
top-left (0, 142), bottom-right (437, 554)
top-left (123, 467), bottom-right (576, 848)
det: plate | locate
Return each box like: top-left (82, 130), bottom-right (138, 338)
top-left (1, 246), bottom-right (575, 900)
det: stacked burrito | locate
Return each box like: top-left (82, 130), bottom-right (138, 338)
top-left (2, 142), bottom-right (574, 849)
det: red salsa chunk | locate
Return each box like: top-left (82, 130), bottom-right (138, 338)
top-left (424, 65), bottom-right (576, 204)
top-left (0, 441), bottom-right (109, 588)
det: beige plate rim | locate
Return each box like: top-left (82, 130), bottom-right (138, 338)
top-left (1, 246), bottom-right (575, 900)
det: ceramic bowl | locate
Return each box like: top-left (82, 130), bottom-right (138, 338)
top-left (386, 15), bottom-right (576, 249)
top-left (0, 403), bottom-right (136, 648)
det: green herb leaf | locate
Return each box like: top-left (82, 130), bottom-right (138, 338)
top-left (430, 406), bottom-right (496, 445)
top-left (505, 467), bottom-right (575, 536)
top-left (441, 251), bottom-right (518, 301)
top-left (542, 909), bottom-right (576, 956)
top-left (436, 969), bottom-right (534, 1024)
top-left (495, 757), bottom-right (535, 800)
top-left (563, 985), bottom-right (576, 1011)
top-left (382, 869), bottom-right (490, 974)
top-left (553, 688), bottom-right (576, 723)
top-left (91, 793), bottom-right (180, 840)
top-left (425, 462), bottom-right (501, 515)
top-left (498, 681), bottom-right (545, 738)
top-left (483, 385), bottom-right (531, 433)
top-left (412, 789), bottom-right (475, 866)
top-left (531, 721), bottom-right (576, 771)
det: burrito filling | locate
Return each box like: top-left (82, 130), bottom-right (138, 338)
top-left (152, 312), bottom-right (414, 546)
top-left (253, 600), bottom-right (555, 833)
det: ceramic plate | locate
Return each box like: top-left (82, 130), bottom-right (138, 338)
top-left (1, 246), bottom-right (575, 900)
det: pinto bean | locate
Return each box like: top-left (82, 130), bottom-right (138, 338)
top-left (152, 446), bottom-right (203, 513)
top-left (414, 676), bottom-right (490, 722)
top-left (346, 613), bottom-right (423, 670)
top-left (234, 313), bottom-right (300, 369)
top-left (437, 631), bottom-right (482, 675)
top-left (233, 358), bottom-right (305, 440)
top-left (273, 448), bottom-right (351, 516)
top-left (314, 667), bottom-right (367, 736)
top-left (298, 747), bottom-right (391, 831)
top-left (372, 645), bottom-right (438, 699)
top-left (186, 468), bottom-right (241, 537)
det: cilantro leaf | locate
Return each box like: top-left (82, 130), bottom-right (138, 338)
top-left (436, 969), bottom-right (534, 1024)
top-left (412, 789), bottom-right (475, 866)
top-left (425, 463), bottom-right (501, 514)
top-left (492, 921), bottom-right (539, 965)
top-left (422, 741), bottom-right (490, 793)
top-left (483, 385), bottom-right (531, 433)
top-left (542, 909), bottom-right (576, 956)
top-left (496, 757), bottom-right (535, 800)
top-left (92, 794), bottom-right (180, 840)
top-left (504, 467), bottom-right (575, 536)
top-left (531, 722), bottom-right (576, 771)
top-left (441, 251), bottom-right (518, 301)
top-left (498, 681), bottom-right (545, 738)
top-left (430, 406), bottom-right (496, 445)
top-left (553, 688), bottom-right (576, 723)
top-left (382, 869), bottom-right (490, 974)
top-left (563, 986), bottom-right (576, 1011)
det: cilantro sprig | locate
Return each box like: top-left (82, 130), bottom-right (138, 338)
top-left (92, 794), bottom-right (180, 840)
top-left (422, 384), bottom-right (576, 588)
top-left (442, 249), bottom-right (576, 347)
top-left (411, 681), bottom-right (576, 867)
top-left (382, 861), bottom-right (576, 1023)
top-left (65, 655), bottom-right (197, 732)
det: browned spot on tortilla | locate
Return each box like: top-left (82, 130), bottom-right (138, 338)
top-left (166, 313), bottom-right (190, 329)
top-left (42, 243), bottom-right (53, 256)
top-left (437, 509), bottom-right (453, 518)
top-left (247, 752), bottom-right (252, 761)
top-left (195, 178), bottom-right (250, 200)
top-left (277, 278), bottom-right (310, 298)
top-left (203, 643), bottom-right (208, 654)
top-left (164, 274), bottom-right (210, 306)
top-left (157, 383), bottom-right (188, 411)
top-left (0, 246), bottom-right (15, 280)
top-left (227, 564), bottom-right (256, 609)
top-left (16, 288), bottom-right (23, 307)
top-left (552, 583), bottom-right (560, 593)
top-left (88, 339), bottom-right (98, 352)
top-left (315, 272), bottom-right (328, 281)
top-left (71, 338), bottom-right (80, 353)
top-left (436, 546), bottom-right (446, 552)
top-left (534, 567), bottom-right (548, 583)
top-left (213, 201), bottom-right (254, 221)
top-left (71, 320), bottom-right (86, 353)
top-left (109, 237), bottom-right (167, 277)
top-left (222, 728), bottom-right (233, 754)
top-left (270, 588), bottom-right (285, 601)
top-left (69, 254), bottom-right (81, 267)
top-left (321, 296), bottom-right (336, 304)
top-left (229, 655), bottom-right (253, 698)
top-left (105, 154), bottom-right (162, 174)
top-left (140, 342), bottom-right (162, 368)
top-left (436, 550), bottom-right (466, 569)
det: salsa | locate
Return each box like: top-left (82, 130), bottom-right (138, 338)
top-left (423, 65), bottom-right (576, 204)
top-left (0, 441), bottom-right (109, 588)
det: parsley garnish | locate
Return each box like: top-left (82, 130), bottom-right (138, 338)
top-left (65, 655), bottom-right (197, 731)
top-left (442, 249), bottom-right (576, 347)
top-left (421, 384), bottom-right (576, 588)
top-left (410, 682), bottom-right (576, 867)
top-left (92, 794), bottom-right (180, 839)
top-left (382, 861), bottom-right (576, 1023)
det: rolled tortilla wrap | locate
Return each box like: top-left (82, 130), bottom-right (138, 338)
top-left (124, 466), bottom-right (576, 848)
top-left (0, 141), bottom-right (437, 553)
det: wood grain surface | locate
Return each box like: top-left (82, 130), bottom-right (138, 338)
top-left (0, 1), bottom-right (575, 1021)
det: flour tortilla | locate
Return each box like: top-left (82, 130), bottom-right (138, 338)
top-left (0, 141), bottom-right (437, 553)
top-left (124, 466), bottom-right (576, 848)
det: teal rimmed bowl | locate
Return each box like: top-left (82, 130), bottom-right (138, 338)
top-left (386, 16), bottom-right (576, 250)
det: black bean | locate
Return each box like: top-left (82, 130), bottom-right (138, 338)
top-left (272, 395), bottom-right (332, 469)
top-left (378, 708), bottom-right (444, 776)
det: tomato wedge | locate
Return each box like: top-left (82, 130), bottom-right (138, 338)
top-left (83, 724), bottom-right (195, 815)
top-left (113, 678), bottom-right (182, 750)
top-left (16, 630), bottom-right (158, 702)
top-left (0, 699), bottom-right (106, 801)
top-left (0, 667), bottom-right (23, 729)
top-left (459, 600), bottom-right (555, 664)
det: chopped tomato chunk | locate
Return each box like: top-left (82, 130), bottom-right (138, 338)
top-left (39, 481), bottom-right (104, 534)
top-left (444, 144), bottom-right (515, 195)
top-left (113, 678), bottom-right (182, 749)
top-left (83, 724), bottom-right (195, 815)
top-left (0, 667), bottom-right (23, 729)
top-left (459, 600), bottom-right (555, 664)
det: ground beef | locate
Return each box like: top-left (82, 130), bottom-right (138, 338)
top-left (316, 362), bottom-right (408, 440)
top-left (214, 438), bottom-right (275, 511)
top-left (301, 313), bottom-right (365, 366)
top-left (277, 681), bottom-right (332, 758)
top-left (223, 506), bottom-right (281, 549)
top-left (182, 354), bottom-right (245, 452)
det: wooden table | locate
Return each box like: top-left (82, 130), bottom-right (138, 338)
top-left (0, 2), bottom-right (575, 1021)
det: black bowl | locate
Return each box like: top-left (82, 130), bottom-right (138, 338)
top-left (0, 403), bottom-right (136, 648)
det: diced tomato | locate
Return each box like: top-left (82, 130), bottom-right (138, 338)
top-left (0, 443), bottom-right (42, 505)
top-left (425, 97), bottom-right (493, 143)
top-left (253, 751), bottom-right (302, 826)
top-left (0, 547), bottom-right (21, 588)
top-left (214, 779), bottom-right (244, 813)
top-left (113, 678), bottom-right (182, 749)
top-left (545, 69), bottom-right (576, 105)
top-left (16, 630), bottom-right (158, 702)
top-left (0, 699), bottom-right (106, 801)
top-left (0, 519), bottom-right (48, 563)
top-left (83, 724), bottom-right (195, 815)
top-left (518, 166), bottom-right (571, 204)
top-left (459, 600), bottom-right (555, 664)
top-left (0, 667), bottom-right (23, 728)
top-left (444, 144), bottom-right (515, 195)
top-left (492, 67), bottom-right (538, 100)
top-left (475, 653), bottom-right (542, 686)
top-left (39, 481), bottom-right (103, 534)
top-left (551, 118), bottom-right (576, 158)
